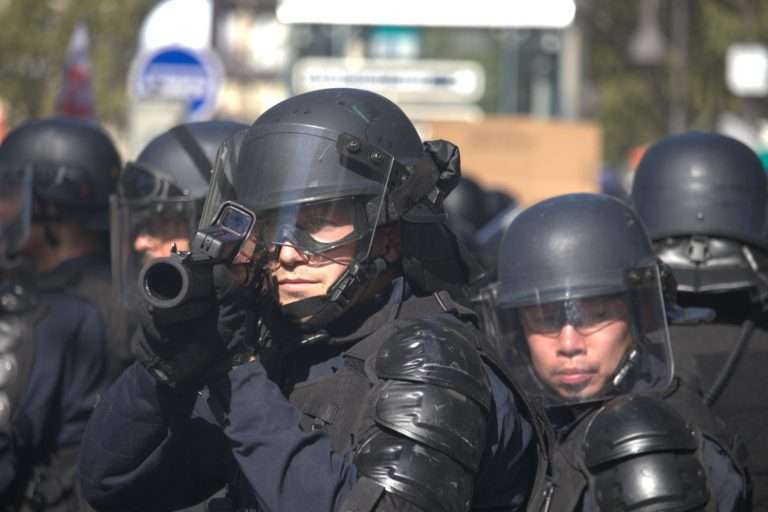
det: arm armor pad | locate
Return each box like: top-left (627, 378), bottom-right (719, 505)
top-left (355, 317), bottom-right (492, 512)
top-left (583, 395), bottom-right (710, 512)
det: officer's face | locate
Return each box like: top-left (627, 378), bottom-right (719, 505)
top-left (134, 234), bottom-right (189, 261)
top-left (270, 203), bottom-right (357, 306)
top-left (522, 296), bottom-right (632, 400)
top-left (133, 218), bottom-right (190, 262)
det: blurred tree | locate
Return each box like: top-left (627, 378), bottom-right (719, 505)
top-left (581, 0), bottom-right (768, 162)
top-left (0, 0), bottom-right (154, 126)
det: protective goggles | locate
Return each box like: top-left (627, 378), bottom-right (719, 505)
top-left (518, 295), bottom-right (629, 337)
top-left (119, 162), bottom-right (185, 202)
top-left (258, 198), bottom-right (367, 262)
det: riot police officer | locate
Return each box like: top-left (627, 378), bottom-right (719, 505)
top-left (0, 160), bottom-right (108, 510)
top-left (0, 117), bottom-right (126, 376)
top-left (631, 131), bottom-right (768, 509)
top-left (79, 88), bottom-right (545, 512)
top-left (489, 193), bottom-right (746, 511)
top-left (110, 120), bottom-right (248, 357)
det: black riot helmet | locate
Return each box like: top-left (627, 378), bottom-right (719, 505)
top-left (484, 189), bottom-right (516, 221)
top-left (491, 193), bottom-right (673, 407)
top-left (443, 176), bottom-right (488, 255)
top-left (631, 132), bottom-right (768, 296)
top-left (444, 176), bottom-right (488, 230)
top-left (121, 120), bottom-right (248, 205)
top-left (0, 117), bottom-right (120, 231)
top-left (112, 120), bottom-right (248, 316)
top-left (199, 88), bottom-right (470, 330)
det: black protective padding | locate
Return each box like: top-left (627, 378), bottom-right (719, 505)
top-left (589, 451), bottom-right (709, 512)
top-left (583, 395), bottom-right (709, 512)
top-left (373, 380), bottom-right (488, 471)
top-left (375, 317), bottom-right (491, 410)
top-left (583, 395), bottom-right (698, 468)
top-left (354, 430), bottom-right (474, 512)
top-left (337, 476), bottom-right (385, 512)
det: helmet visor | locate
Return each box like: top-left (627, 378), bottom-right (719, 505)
top-left (119, 162), bottom-right (187, 203)
top-left (491, 265), bottom-right (673, 407)
top-left (198, 124), bottom-right (396, 267)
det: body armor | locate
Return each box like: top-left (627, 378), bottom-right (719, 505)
top-left (222, 292), bottom-right (546, 512)
top-left (0, 278), bottom-right (40, 429)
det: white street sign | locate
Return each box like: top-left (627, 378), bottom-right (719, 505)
top-left (277, 0), bottom-right (576, 28)
top-left (292, 58), bottom-right (485, 104)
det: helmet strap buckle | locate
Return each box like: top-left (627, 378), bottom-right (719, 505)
top-left (686, 236), bottom-right (710, 263)
top-left (280, 256), bottom-right (391, 331)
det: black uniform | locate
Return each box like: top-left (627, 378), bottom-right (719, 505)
top-left (670, 293), bottom-right (767, 508)
top-left (631, 131), bottom-right (768, 509)
top-left (36, 254), bottom-right (124, 372)
top-left (81, 281), bottom-right (541, 511)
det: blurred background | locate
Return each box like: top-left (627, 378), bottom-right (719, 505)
top-left (1, 0), bottom-right (767, 206)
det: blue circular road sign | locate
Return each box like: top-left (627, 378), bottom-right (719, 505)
top-left (129, 46), bottom-right (223, 121)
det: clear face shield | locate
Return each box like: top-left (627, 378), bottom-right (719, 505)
top-left (0, 167), bottom-right (32, 269)
top-left (195, 125), bottom-right (396, 297)
top-left (490, 266), bottom-right (673, 408)
top-left (110, 161), bottom-right (203, 320)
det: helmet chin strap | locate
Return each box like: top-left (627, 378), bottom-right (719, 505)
top-left (280, 256), bottom-right (391, 332)
top-left (610, 347), bottom-right (640, 391)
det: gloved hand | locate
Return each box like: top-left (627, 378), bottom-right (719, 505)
top-left (135, 262), bottom-right (256, 391)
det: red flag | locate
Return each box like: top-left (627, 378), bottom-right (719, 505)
top-left (54, 21), bottom-right (94, 119)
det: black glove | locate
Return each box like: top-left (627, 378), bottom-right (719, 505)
top-left (135, 263), bottom-right (255, 391)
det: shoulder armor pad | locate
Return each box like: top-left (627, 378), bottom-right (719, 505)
top-left (375, 316), bottom-right (490, 410)
top-left (583, 395), bottom-right (709, 512)
top-left (583, 395), bottom-right (698, 468)
top-left (373, 317), bottom-right (491, 471)
top-left (373, 380), bottom-right (488, 471)
top-left (355, 429), bottom-right (473, 512)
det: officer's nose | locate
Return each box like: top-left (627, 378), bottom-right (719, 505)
top-left (556, 325), bottom-right (587, 358)
top-left (277, 243), bottom-right (309, 268)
